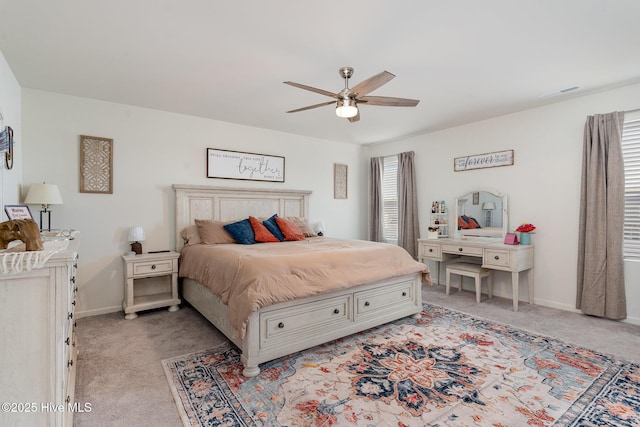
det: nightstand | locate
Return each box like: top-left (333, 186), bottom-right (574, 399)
top-left (122, 251), bottom-right (181, 319)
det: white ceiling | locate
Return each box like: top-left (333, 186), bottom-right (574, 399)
top-left (1, 1), bottom-right (639, 145)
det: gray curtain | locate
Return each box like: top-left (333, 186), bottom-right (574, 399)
top-left (398, 151), bottom-right (420, 258)
top-left (577, 112), bottom-right (626, 319)
top-left (369, 156), bottom-right (384, 242)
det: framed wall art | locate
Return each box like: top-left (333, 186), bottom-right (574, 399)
top-left (454, 149), bottom-right (514, 172)
top-left (334, 163), bottom-right (348, 199)
top-left (207, 148), bottom-right (285, 182)
top-left (80, 135), bottom-right (113, 194)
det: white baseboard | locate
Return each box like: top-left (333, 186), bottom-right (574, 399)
top-left (532, 298), bottom-right (640, 326)
top-left (76, 305), bottom-right (122, 319)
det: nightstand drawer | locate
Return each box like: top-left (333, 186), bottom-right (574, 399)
top-left (442, 244), bottom-right (483, 257)
top-left (132, 259), bottom-right (174, 276)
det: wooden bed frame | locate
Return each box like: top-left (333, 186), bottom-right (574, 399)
top-left (174, 184), bottom-right (423, 377)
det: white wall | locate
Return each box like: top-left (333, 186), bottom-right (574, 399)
top-left (22, 90), bottom-right (365, 316)
top-left (365, 83), bottom-right (640, 325)
top-left (0, 50), bottom-right (23, 211)
top-left (18, 81), bottom-right (640, 324)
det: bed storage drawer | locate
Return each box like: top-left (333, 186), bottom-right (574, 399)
top-left (354, 279), bottom-right (416, 320)
top-left (260, 295), bottom-right (352, 349)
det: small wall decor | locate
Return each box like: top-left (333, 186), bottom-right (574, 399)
top-left (0, 109), bottom-right (14, 170)
top-left (334, 163), bottom-right (348, 199)
top-left (4, 205), bottom-right (34, 221)
top-left (80, 135), bottom-right (113, 194)
top-left (472, 192), bottom-right (479, 205)
top-left (454, 149), bottom-right (514, 172)
top-left (207, 148), bottom-right (284, 182)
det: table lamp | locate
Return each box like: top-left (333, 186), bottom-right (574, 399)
top-left (24, 182), bottom-right (64, 231)
top-left (128, 226), bottom-right (145, 255)
top-left (313, 221), bottom-right (326, 237)
top-left (482, 201), bottom-right (496, 227)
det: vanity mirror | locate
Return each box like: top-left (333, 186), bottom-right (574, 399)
top-left (455, 190), bottom-right (508, 239)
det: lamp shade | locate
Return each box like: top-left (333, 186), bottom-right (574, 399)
top-left (128, 226), bottom-right (145, 242)
top-left (482, 202), bottom-right (496, 210)
top-left (24, 183), bottom-right (63, 207)
top-left (313, 221), bottom-right (326, 235)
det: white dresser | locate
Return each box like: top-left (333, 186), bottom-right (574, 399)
top-left (418, 237), bottom-right (534, 311)
top-left (0, 234), bottom-right (80, 427)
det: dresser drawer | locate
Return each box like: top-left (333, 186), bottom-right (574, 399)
top-left (484, 249), bottom-right (512, 269)
top-left (260, 295), bottom-right (352, 349)
top-left (354, 279), bottom-right (416, 320)
top-left (132, 259), bottom-right (174, 277)
top-left (418, 242), bottom-right (441, 260)
top-left (442, 244), bottom-right (483, 257)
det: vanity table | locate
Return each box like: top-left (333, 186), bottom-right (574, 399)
top-left (418, 238), bottom-right (534, 311)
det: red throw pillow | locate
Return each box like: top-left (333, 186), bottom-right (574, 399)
top-left (274, 217), bottom-right (305, 241)
top-left (467, 217), bottom-right (481, 229)
top-left (249, 216), bottom-right (279, 242)
top-left (458, 216), bottom-right (470, 229)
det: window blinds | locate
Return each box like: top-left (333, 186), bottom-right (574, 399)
top-left (622, 118), bottom-right (640, 260)
top-left (382, 156), bottom-right (398, 243)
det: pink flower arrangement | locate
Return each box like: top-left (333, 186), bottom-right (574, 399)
top-left (516, 223), bottom-right (536, 233)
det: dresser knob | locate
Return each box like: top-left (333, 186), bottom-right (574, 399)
top-left (68, 312), bottom-right (73, 320)
top-left (458, 248), bottom-right (463, 252)
top-left (364, 301), bottom-right (370, 307)
top-left (402, 292), bottom-right (407, 297)
top-left (333, 309), bottom-right (340, 314)
top-left (278, 322), bottom-right (284, 329)
top-left (428, 248), bottom-right (433, 253)
top-left (494, 255), bottom-right (500, 260)
top-left (151, 264), bottom-right (157, 270)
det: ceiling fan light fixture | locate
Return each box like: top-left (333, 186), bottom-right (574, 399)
top-left (336, 98), bottom-right (358, 118)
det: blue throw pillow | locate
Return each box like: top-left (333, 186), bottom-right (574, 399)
top-left (262, 214), bottom-right (285, 241)
top-left (223, 218), bottom-right (256, 245)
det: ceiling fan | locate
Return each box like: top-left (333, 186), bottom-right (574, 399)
top-left (284, 67), bottom-right (420, 123)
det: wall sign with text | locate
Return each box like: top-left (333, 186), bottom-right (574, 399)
top-left (454, 149), bottom-right (514, 172)
top-left (207, 148), bottom-right (285, 182)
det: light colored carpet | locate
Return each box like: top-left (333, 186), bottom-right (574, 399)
top-left (74, 284), bottom-right (640, 426)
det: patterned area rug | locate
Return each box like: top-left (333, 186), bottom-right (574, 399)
top-left (162, 304), bottom-right (639, 426)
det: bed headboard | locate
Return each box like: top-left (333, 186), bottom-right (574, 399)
top-left (173, 185), bottom-right (311, 251)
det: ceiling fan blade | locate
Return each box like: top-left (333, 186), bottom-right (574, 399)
top-left (358, 96), bottom-right (420, 107)
top-left (286, 100), bottom-right (336, 113)
top-left (350, 71), bottom-right (395, 97)
top-left (283, 81), bottom-right (338, 99)
top-left (348, 110), bottom-right (360, 123)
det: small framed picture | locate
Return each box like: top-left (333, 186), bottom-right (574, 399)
top-left (4, 205), bottom-right (34, 220)
top-left (473, 192), bottom-right (479, 205)
top-left (504, 232), bottom-right (519, 245)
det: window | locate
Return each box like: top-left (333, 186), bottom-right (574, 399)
top-left (382, 156), bottom-right (398, 244)
top-left (622, 117), bottom-right (640, 260)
